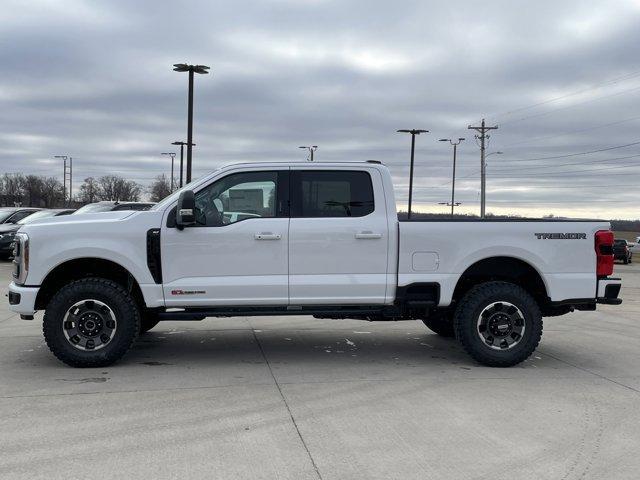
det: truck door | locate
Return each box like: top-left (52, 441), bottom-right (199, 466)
top-left (288, 168), bottom-right (389, 304)
top-left (161, 168), bottom-right (289, 306)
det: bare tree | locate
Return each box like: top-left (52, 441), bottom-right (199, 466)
top-left (97, 175), bottom-right (141, 201)
top-left (148, 174), bottom-right (172, 202)
top-left (23, 175), bottom-right (45, 206)
top-left (41, 177), bottom-right (65, 207)
top-left (79, 177), bottom-right (100, 203)
top-left (1, 173), bottom-right (26, 206)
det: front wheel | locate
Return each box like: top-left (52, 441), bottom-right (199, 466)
top-left (43, 278), bottom-right (140, 367)
top-left (454, 281), bottom-right (542, 367)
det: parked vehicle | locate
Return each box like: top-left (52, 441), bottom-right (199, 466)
top-left (613, 238), bottom-right (632, 264)
top-left (628, 241), bottom-right (639, 255)
top-left (0, 209), bottom-right (75, 259)
top-left (8, 161), bottom-right (622, 368)
top-left (73, 201), bottom-right (155, 214)
top-left (0, 207), bottom-right (41, 226)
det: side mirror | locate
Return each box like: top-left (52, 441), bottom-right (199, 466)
top-left (176, 190), bottom-right (196, 230)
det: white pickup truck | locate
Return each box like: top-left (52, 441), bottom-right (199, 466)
top-left (8, 161), bottom-right (622, 368)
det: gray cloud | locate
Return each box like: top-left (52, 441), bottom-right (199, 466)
top-left (1, 0), bottom-right (640, 218)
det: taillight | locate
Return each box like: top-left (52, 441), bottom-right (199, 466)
top-left (595, 230), bottom-right (614, 277)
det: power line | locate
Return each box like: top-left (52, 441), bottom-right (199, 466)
top-left (500, 115), bottom-right (640, 147)
top-left (484, 69), bottom-right (640, 123)
top-left (492, 152), bottom-right (640, 172)
top-left (492, 140), bottom-right (640, 163)
top-left (496, 84), bottom-right (640, 127)
top-left (490, 164), bottom-right (640, 178)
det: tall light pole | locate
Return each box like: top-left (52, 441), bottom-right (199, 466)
top-left (298, 145), bottom-right (318, 162)
top-left (439, 137), bottom-right (465, 216)
top-left (173, 63), bottom-right (210, 183)
top-left (172, 141), bottom-right (196, 188)
top-left (161, 152), bottom-right (177, 191)
top-left (397, 129), bottom-right (428, 219)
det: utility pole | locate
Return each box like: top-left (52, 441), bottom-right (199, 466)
top-left (69, 157), bottom-right (73, 203)
top-left (54, 155), bottom-right (70, 205)
top-left (172, 141), bottom-right (196, 188)
top-left (299, 145), bottom-right (318, 162)
top-left (468, 119), bottom-right (498, 218)
top-left (439, 137), bottom-right (465, 216)
top-left (397, 129), bottom-right (429, 219)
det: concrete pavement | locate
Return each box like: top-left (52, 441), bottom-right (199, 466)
top-left (1, 262), bottom-right (639, 479)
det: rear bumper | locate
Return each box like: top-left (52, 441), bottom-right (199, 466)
top-left (597, 277), bottom-right (622, 305)
top-left (7, 282), bottom-right (39, 316)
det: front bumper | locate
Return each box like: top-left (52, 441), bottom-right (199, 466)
top-left (7, 282), bottom-right (39, 316)
top-left (597, 277), bottom-right (622, 305)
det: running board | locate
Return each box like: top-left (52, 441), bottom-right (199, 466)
top-left (156, 301), bottom-right (435, 321)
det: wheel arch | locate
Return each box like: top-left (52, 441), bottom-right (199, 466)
top-left (35, 257), bottom-right (145, 311)
top-left (452, 256), bottom-right (549, 306)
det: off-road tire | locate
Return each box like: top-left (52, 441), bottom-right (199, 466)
top-left (453, 281), bottom-right (542, 367)
top-left (43, 278), bottom-right (140, 367)
top-left (140, 310), bottom-right (161, 334)
top-left (422, 313), bottom-right (455, 337)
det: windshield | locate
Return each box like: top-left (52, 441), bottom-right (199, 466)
top-left (17, 210), bottom-right (59, 224)
top-left (73, 203), bottom-right (114, 214)
top-left (0, 209), bottom-right (17, 223)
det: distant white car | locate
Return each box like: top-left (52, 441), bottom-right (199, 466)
top-left (628, 241), bottom-right (639, 255)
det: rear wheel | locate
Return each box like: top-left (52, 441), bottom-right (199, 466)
top-left (421, 312), bottom-right (454, 337)
top-left (43, 278), bottom-right (140, 367)
top-left (454, 281), bottom-right (542, 367)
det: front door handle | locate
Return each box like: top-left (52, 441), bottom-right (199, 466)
top-left (255, 232), bottom-right (281, 240)
top-left (355, 231), bottom-right (383, 239)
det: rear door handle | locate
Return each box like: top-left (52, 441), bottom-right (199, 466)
top-left (255, 232), bottom-right (281, 240)
top-left (355, 231), bottom-right (383, 239)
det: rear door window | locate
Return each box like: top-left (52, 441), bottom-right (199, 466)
top-left (291, 170), bottom-right (375, 218)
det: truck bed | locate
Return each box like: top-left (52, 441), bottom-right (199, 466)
top-left (397, 220), bottom-right (610, 306)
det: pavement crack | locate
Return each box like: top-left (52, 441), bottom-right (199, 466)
top-left (540, 350), bottom-right (640, 394)
top-left (251, 328), bottom-right (323, 480)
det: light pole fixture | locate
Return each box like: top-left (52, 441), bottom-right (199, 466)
top-left (161, 152), bottom-right (177, 191)
top-left (397, 129), bottom-right (428, 219)
top-left (173, 63), bottom-right (210, 183)
top-left (439, 137), bottom-right (465, 216)
top-left (299, 145), bottom-right (318, 162)
top-left (171, 141), bottom-right (196, 188)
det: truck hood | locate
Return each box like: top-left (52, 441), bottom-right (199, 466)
top-left (0, 223), bottom-right (20, 234)
top-left (23, 210), bottom-right (136, 228)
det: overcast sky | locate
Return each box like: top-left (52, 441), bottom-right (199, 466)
top-left (2, 0), bottom-right (640, 218)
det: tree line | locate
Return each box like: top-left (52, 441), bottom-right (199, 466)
top-left (0, 173), bottom-right (174, 207)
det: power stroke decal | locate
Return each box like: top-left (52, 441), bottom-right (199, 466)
top-left (171, 289), bottom-right (206, 295)
top-left (534, 233), bottom-right (587, 240)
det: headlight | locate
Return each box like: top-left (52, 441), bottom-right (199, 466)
top-left (12, 233), bottom-right (29, 285)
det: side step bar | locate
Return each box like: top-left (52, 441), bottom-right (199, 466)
top-left (156, 301), bottom-right (436, 321)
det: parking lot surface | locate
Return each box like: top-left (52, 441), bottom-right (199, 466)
top-left (1, 261), bottom-right (639, 479)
